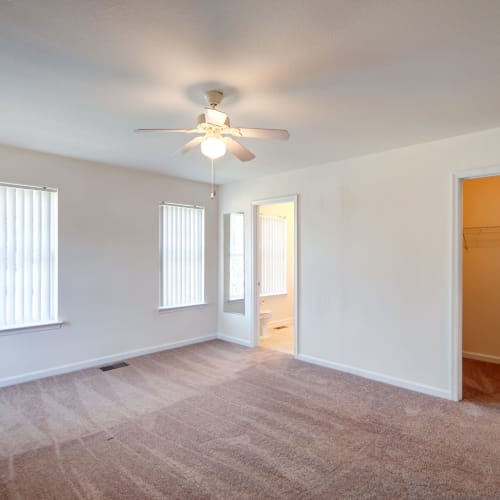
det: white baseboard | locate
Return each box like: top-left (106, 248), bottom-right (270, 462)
top-left (295, 353), bottom-right (452, 400)
top-left (463, 351), bottom-right (500, 365)
top-left (217, 334), bottom-right (253, 347)
top-left (0, 334), bottom-right (217, 389)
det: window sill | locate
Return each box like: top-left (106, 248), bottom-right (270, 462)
top-left (158, 303), bottom-right (208, 314)
top-left (0, 321), bottom-right (64, 336)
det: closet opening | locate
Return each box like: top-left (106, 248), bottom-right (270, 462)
top-left (461, 176), bottom-right (500, 403)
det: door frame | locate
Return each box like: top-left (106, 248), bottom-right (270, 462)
top-left (451, 165), bottom-right (500, 401)
top-left (251, 195), bottom-right (299, 355)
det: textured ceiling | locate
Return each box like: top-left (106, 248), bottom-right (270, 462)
top-left (1, 0), bottom-right (500, 184)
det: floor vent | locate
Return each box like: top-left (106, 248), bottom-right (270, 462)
top-left (100, 361), bottom-right (129, 372)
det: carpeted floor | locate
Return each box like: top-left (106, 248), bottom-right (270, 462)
top-left (1, 341), bottom-right (500, 499)
top-left (463, 357), bottom-right (500, 405)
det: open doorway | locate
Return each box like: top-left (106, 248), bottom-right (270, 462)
top-left (252, 196), bottom-right (298, 355)
top-left (461, 176), bottom-right (500, 403)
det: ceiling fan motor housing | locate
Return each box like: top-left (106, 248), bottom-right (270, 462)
top-left (198, 112), bottom-right (230, 128)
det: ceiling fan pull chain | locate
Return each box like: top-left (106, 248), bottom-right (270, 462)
top-left (210, 159), bottom-right (216, 199)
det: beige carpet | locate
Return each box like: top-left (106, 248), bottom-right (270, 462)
top-left (463, 357), bottom-right (500, 402)
top-left (1, 341), bottom-right (500, 499)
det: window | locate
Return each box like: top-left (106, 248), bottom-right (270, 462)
top-left (228, 212), bottom-right (244, 301)
top-left (160, 203), bottom-right (205, 309)
top-left (0, 183), bottom-right (58, 330)
top-left (260, 214), bottom-right (287, 296)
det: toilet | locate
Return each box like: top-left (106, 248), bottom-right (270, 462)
top-left (259, 309), bottom-right (272, 338)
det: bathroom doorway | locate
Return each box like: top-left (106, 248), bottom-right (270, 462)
top-left (252, 196), bottom-right (298, 355)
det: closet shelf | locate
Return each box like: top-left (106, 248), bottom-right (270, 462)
top-left (463, 226), bottom-right (500, 249)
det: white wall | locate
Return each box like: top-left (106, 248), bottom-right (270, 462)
top-left (259, 202), bottom-right (294, 326)
top-left (218, 126), bottom-right (500, 399)
top-left (0, 144), bottom-right (218, 385)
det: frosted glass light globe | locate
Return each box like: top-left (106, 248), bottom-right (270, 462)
top-left (201, 137), bottom-right (226, 159)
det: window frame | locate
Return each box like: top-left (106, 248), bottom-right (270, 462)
top-left (0, 182), bottom-right (60, 333)
top-left (259, 213), bottom-right (288, 297)
top-left (158, 202), bottom-right (206, 311)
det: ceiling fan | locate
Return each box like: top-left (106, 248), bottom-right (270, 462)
top-left (135, 90), bottom-right (290, 162)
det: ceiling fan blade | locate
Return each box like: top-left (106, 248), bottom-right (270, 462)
top-left (175, 136), bottom-right (204, 155)
top-left (205, 109), bottom-right (228, 127)
top-left (225, 137), bottom-right (256, 162)
top-left (226, 127), bottom-right (289, 140)
top-left (135, 128), bottom-right (197, 133)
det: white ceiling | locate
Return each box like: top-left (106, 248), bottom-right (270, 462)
top-left (1, 0), bottom-right (500, 184)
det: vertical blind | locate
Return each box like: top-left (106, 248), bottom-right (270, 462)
top-left (0, 184), bottom-right (58, 329)
top-left (228, 212), bottom-right (244, 300)
top-left (160, 203), bottom-right (205, 308)
top-left (260, 214), bottom-right (287, 296)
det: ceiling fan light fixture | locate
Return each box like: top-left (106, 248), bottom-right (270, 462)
top-left (201, 137), bottom-right (226, 159)
top-left (135, 88), bottom-right (290, 163)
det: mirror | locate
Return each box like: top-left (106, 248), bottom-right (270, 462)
top-left (223, 212), bottom-right (245, 314)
